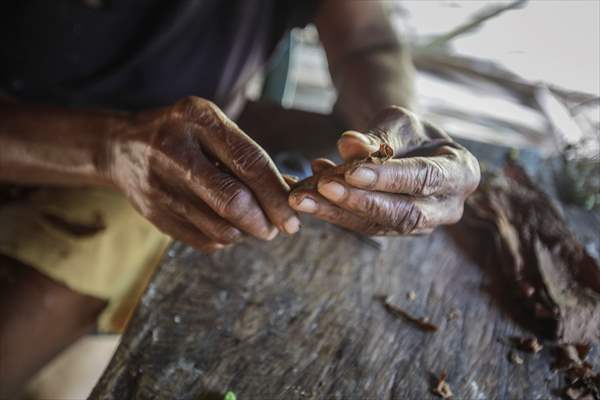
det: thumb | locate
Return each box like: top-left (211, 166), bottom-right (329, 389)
top-left (337, 130), bottom-right (381, 161)
top-left (338, 107), bottom-right (426, 161)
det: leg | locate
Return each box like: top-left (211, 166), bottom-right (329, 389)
top-left (0, 255), bottom-right (107, 398)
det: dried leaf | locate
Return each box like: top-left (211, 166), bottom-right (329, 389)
top-left (512, 337), bottom-right (543, 353)
top-left (553, 343), bottom-right (600, 400)
top-left (509, 351), bottom-right (524, 365)
top-left (553, 344), bottom-right (585, 370)
top-left (462, 160), bottom-right (600, 342)
top-left (380, 296), bottom-right (438, 332)
top-left (368, 143), bottom-right (394, 163)
top-left (432, 372), bottom-right (453, 399)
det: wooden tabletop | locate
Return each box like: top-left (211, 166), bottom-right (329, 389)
top-left (90, 104), bottom-right (599, 400)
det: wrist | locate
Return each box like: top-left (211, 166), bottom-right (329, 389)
top-left (332, 47), bottom-right (416, 130)
top-left (98, 111), bottom-right (137, 189)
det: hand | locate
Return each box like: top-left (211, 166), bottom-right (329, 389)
top-left (107, 96), bottom-right (299, 252)
top-left (289, 106), bottom-right (480, 235)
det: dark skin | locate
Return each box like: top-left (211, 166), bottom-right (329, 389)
top-left (289, 1), bottom-right (480, 234)
top-left (0, 97), bottom-right (300, 251)
top-left (0, 1), bottom-right (479, 395)
top-left (289, 106), bottom-right (480, 235)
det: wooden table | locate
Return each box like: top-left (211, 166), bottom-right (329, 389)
top-left (90, 104), bottom-right (599, 400)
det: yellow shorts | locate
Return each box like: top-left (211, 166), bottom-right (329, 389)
top-left (0, 186), bottom-right (171, 333)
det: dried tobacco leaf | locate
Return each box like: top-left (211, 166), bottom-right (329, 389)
top-left (367, 143), bottom-right (394, 163)
top-left (509, 351), bottom-right (524, 365)
top-left (553, 344), bottom-right (585, 370)
top-left (462, 160), bottom-right (600, 342)
top-left (379, 296), bottom-right (438, 332)
top-left (511, 337), bottom-right (543, 353)
top-left (552, 343), bottom-right (600, 400)
top-left (432, 372), bottom-right (453, 399)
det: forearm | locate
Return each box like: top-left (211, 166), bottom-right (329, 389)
top-left (316, 0), bottom-right (416, 130)
top-left (0, 101), bottom-right (127, 187)
top-left (331, 46), bottom-right (416, 131)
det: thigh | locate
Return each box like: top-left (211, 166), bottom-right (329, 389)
top-left (0, 255), bottom-right (106, 398)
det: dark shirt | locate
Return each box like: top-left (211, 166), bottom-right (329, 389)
top-left (0, 0), bottom-right (316, 112)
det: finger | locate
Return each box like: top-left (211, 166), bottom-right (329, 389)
top-left (318, 176), bottom-right (465, 231)
top-left (150, 210), bottom-right (226, 253)
top-left (150, 154), bottom-right (277, 241)
top-left (317, 176), bottom-right (426, 233)
top-left (337, 130), bottom-right (380, 161)
top-left (289, 189), bottom-right (389, 235)
top-left (337, 107), bottom-right (425, 161)
top-left (318, 177), bottom-right (462, 235)
top-left (186, 101), bottom-right (300, 234)
top-left (344, 156), bottom-right (457, 196)
top-left (365, 106), bottom-right (427, 153)
top-left (149, 175), bottom-right (244, 244)
top-left (311, 158), bottom-right (337, 174)
top-left (165, 196), bottom-right (244, 245)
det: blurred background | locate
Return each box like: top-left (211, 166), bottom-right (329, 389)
top-left (253, 0), bottom-right (599, 210)
top-left (26, 1), bottom-right (599, 398)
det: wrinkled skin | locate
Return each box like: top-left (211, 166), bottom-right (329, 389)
top-left (108, 96), bottom-right (300, 252)
top-left (289, 106), bottom-right (481, 235)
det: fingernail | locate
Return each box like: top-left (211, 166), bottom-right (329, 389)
top-left (283, 216), bottom-right (301, 234)
top-left (348, 167), bottom-right (377, 186)
top-left (266, 227), bottom-right (279, 240)
top-left (293, 197), bottom-right (317, 213)
top-left (318, 181), bottom-right (346, 201)
top-left (341, 130), bottom-right (373, 145)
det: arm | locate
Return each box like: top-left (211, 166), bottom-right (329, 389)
top-left (289, 1), bottom-right (480, 235)
top-left (316, 0), bottom-right (415, 130)
top-left (0, 101), bottom-right (118, 187)
top-left (0, 97), bottom-right (300, 250)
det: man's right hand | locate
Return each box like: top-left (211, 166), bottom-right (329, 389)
top-left (106, 96), bottom-right (299, 252)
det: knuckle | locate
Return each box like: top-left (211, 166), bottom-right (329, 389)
top-left (176, 96), bottom-right (221, 127)
top-left (418, 159), bottom-right (445, 195)
top-left (352, 193), bottom-right (405, 229)
top-left (353, 193), bottom-right (381, 217)
top-left (230, 142), bottom-right (271, 178)
top-left (220, 188), bottom-right (254, 220)
top-left (394, 203), bottom-right (425, 234)
top-left (361, 194), bottom-right (379, 214)
top-left (176, 95), bottom-right (204, 112)
top-left (171, 96), bottom-right (200, 119)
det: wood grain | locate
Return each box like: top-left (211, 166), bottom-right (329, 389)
top-left (91, 214), bottom-right (599, 399)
